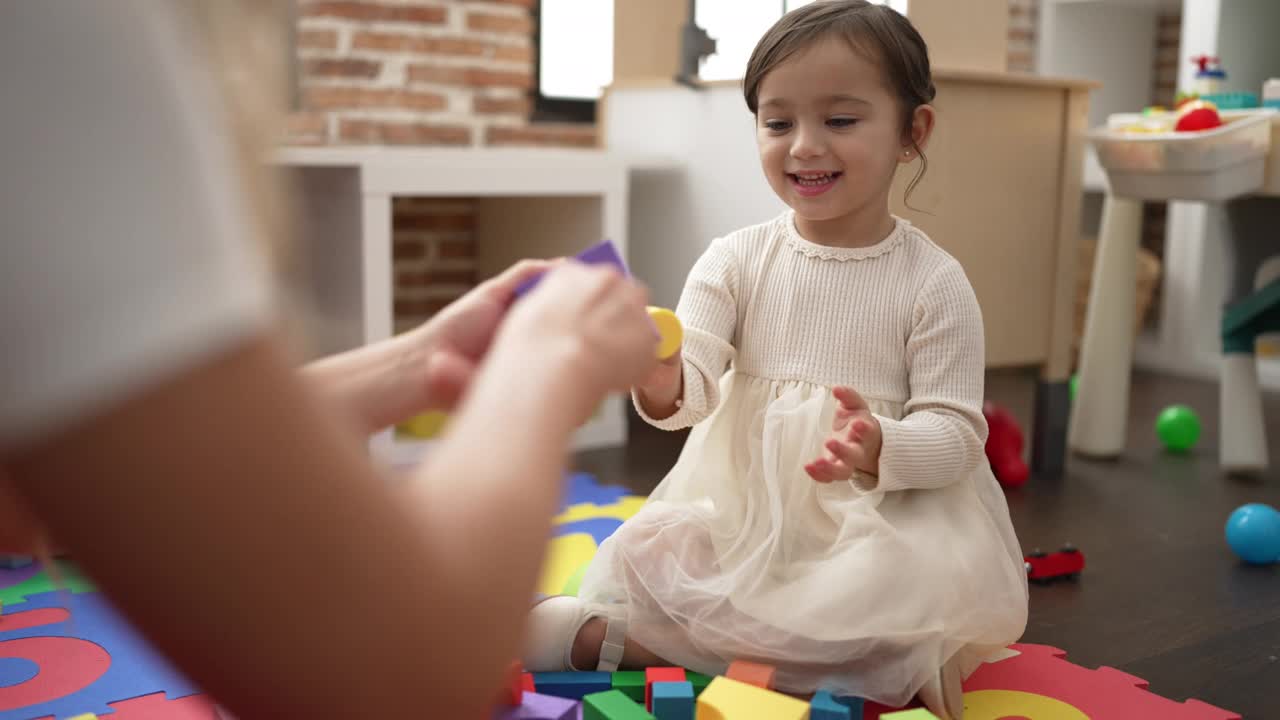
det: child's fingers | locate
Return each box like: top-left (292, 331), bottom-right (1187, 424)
top-left (825, 438), bottom-right (858, 468)
top-left (805, 459), bottom-right (838, 483)
top-left (804, 461), bottom-right (828, 483)
top-left (833, 385), bottom-right (869, 413)
top-left (807, 455), bottom-right (852, 483)
top-left (847, 418), bottom-right (870, 443)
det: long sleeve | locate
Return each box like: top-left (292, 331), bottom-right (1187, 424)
top-left (633, 238), bottom-right (738, 430)
top-left (861, 260), bottom-right (988, 493)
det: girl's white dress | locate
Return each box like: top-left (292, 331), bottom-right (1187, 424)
top-left (578, 212), bottom-right (1028, 706)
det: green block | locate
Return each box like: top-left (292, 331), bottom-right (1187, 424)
top-left (612, 671), bottom-right (646, 703)
top-left (583, 689), bottom-right (655, 720)
top-left (685, 671), bottom-right (714, 697)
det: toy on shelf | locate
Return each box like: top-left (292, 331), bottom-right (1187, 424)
top-left (1265, 78), bottom-right (1280, 110)
top-left (1175, 99), bottom-right (1223, 133)
top-left (983, 402), bottom-right (1029, 488)
top-left (1024, 545), bottom-right (1085, 583)
top-left (1225, 503), bottom-right (1280, 565)
top-left (1187, 56), bottom-right (1259, 110)
top-left (1155, 404), bottom-right (1202, 452)
top-left (1190, 55), bottom-right (1225, 97)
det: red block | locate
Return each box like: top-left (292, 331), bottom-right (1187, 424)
top-left (645, 667), bottom-right (687, 710)
top-left (497, 660), bottom-right (523, 706)
top-left (522, 672), bottom-right (536, 694)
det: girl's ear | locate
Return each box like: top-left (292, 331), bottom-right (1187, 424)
top-left (901, 104), bottom-right (936, 162)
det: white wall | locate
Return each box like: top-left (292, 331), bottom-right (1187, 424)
top-left (1037, 0), bottom-right (1157, 129)
top-left (606, 85), bottom-right (785, 308)
top-left (1214, 0), bottom-right (1280, 98)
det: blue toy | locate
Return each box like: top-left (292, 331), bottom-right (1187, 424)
top-left (1225, 503), bottom-right (1280, 564)
top-left (651, 681), bottom-right (694, 720)
top-left (810, 690), bottom-right (852, 719)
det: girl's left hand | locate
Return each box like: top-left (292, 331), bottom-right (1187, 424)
top-left (805, 386), bottom-right (882, 483)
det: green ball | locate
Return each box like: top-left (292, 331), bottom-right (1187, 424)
top-left (1069, 374), bottom-right (1079, 402)
top-left (1156, 404), bottom-right (1201, 452)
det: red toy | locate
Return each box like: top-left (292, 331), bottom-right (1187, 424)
top-left (1175, 100), bottom-right (1223, 132)
top-left (983, 402), bottom-right (1028, 488)
top-left (1024, 545), bottom-right (1085, 582)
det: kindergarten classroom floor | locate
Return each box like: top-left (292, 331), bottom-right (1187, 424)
top-left (574, 369), bottom-right (1280, 720)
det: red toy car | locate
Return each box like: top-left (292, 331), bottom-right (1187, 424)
top-left (1024, 545), bottom-right (1085, 582)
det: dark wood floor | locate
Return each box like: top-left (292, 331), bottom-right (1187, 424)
top-left (571, 369), bottom-right (1280, 718)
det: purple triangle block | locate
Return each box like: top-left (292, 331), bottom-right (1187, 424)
top-left (492, 691), bottom-right (580, 720)
top-left (513, 239), bottom-right (629, 298)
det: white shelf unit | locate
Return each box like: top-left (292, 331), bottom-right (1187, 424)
top-left (275, 147), bottom-right (649, 464)
top-left (1039, 0), bottom-right (1280, 389)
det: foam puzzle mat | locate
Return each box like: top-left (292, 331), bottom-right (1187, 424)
top-left (0, 473), bottom-right (1240, 719)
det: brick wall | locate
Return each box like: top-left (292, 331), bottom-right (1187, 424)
top-left (287, 1), bottom-right (597, 332)
top-left (391, 198), bottom-right (478, 333)
top-left (289, 0), bottom-right (595, 148)
top-left (1151, 11), bottom-right (1182, 108)
top-left (1007, 0), bottom-right (1037, 73)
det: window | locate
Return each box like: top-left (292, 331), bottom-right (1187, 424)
top-left (533, 0), bottom-right (614, 122)
top-left (534, 0), bottom-right (908, 122)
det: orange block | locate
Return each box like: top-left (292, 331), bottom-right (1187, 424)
top-left (726, 660), bottom-right (777, 690)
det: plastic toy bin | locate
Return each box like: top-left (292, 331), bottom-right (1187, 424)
top-left (1088, 109), bottom-right (1276, 201)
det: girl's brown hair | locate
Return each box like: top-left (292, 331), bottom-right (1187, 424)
top-left (743, 0), bottom-right (936, 202)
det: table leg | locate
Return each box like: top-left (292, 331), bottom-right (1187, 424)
top-left (1069, 194), bottom-right (1142, 458)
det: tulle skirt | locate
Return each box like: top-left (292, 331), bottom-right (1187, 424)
top-left (579, 371), bottom-right (1028, 706)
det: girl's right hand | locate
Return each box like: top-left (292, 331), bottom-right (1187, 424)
top-left (636, 349), bottom-right (683, 411)
top-left (492, 263), bottom-right (659, 425)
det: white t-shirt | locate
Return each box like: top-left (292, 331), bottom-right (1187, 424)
top-left (0, 2), bottom-right (273, 449)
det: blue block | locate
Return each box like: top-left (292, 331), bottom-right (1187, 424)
top-left (650, 681), bottom-right (693, 720)
top-left (532, 671), bottom-right (613, 700)
top-left (836, 694), bottom-right (866, 718)
top-left (811, 690), bottom-right (851, 720)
